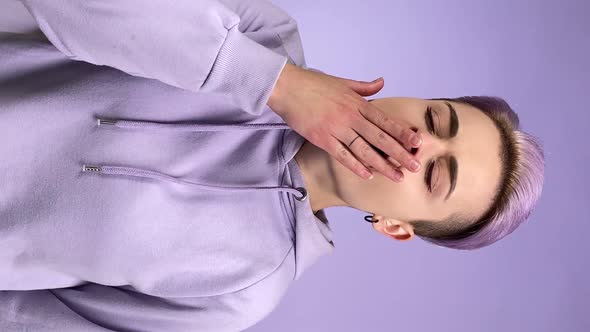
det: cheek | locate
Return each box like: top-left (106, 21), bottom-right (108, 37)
top-left (378, 174), bottom-right (424, 205)
top-left (373, 178), bottom-right (430, 221)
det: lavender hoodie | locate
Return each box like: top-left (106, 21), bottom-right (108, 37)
top-left (0, 1), bottom-right (335, 331)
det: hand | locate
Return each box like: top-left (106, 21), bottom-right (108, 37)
top-left (267, 63), bottom-right (422, 182)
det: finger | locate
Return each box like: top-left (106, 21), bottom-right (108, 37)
top-left (359, 101), bottom-right (422, 162)
top-left (362, 151), bottom-right (401, 169)
top-left (338, 77), bottom-right (384, 96)
top-left (363, 102), bottom-right (422, 149)
top-left (394, 130), bottom-right (418, 155)
top-left (325, 135), bottom-right (375, 180)
top-left (366, 123), bottom-right (420, 173)
top-left (345, 132), bottom-right (405, 182)
top-left (388, 155), bottom-right (402, 168)
top-left (355, 105), bottom-right (422, 172)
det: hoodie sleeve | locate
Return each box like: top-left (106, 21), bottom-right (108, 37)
top-left (18, 0), bottom-right (292, 116)
top-left (0, 282), bottom-right (275, 332)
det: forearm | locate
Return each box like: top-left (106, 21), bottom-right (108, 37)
top-left (19, 0), bottom-right (289, 116)
top-left (267, 62), bottom-right (298, 117)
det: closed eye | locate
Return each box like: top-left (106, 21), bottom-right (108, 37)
top-left (426, 106), bottom-right (436, 135)
top-left (426, 160), bottom-right (435, 192)
top-left (424, 106), bottom-right (438, 192)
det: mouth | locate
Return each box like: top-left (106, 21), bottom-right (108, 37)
top-left (371, 143), bottom-right (389, 160)
top-left (366, 143), bottom-right (402, 171)
top-left (367, 132), bottom-right (417, 169)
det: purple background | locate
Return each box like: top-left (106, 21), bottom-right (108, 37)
top-left (248, 1), bottom-right (589, 331)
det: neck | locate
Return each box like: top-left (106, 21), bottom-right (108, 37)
top-left (293, 140), bottom-right (345, 214)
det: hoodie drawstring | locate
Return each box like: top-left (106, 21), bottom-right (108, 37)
top-left (81, 117), bottom-right (308, 202)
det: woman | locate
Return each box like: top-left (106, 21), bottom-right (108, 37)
top-left (0, 0), bottom-right (544, 331)
top-left (295, 95), bottom-right (545, 248)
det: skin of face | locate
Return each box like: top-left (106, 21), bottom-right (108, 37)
top-left (293, 97), bottom-right (503, 242)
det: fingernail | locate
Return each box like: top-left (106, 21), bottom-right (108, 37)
top-left (372, 77), bottom-right (383, 83)
top-left (394, 169), bottom-right (404, 181)
top-left (411, 135), bottom-right (422, 146)
top-left (410, 160), bottom-right (420, 172)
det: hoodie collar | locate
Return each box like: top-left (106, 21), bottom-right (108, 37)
top-left (281, 129), bottom-right (335, 281)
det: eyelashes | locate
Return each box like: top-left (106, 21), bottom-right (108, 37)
top-left (426, 106), bottom-right (436, 134)
top-left (425, 106), bottom-right (436, 192)
top-left (426, 160), bottom-right (435, 192)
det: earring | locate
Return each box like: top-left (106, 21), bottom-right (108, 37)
top-left (364, 215), bottom-right (379, 223)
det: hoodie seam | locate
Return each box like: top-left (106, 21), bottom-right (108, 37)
top-left (238, 244), bottom-right (294, 293)
top-left (278, 130), bottom-right (296, 232)
top-left (210, 245), bottom-right (295, 298)
top-left (278, 129), bottom-right (297, 282)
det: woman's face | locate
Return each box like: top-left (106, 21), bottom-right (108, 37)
top-left (333, 97), bottom-right (503, 241)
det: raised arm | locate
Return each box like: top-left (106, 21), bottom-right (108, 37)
top-left (18, 0), bottom-right (295, 116)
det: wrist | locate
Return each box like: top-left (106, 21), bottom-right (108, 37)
top-left (268, 62), bottom-right (296, 115)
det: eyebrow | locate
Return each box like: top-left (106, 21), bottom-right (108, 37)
top-left (442, 101), bottom-right (459, 201)
top-left (446, 101), bottom-right (459, 138)
top-left (444, 155), bottom-right (458, 201)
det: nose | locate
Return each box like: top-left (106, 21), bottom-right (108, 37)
top-left (407, 127), bottom-right (447, 166)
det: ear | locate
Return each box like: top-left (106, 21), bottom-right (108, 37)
top-left (371, 214), bottom-right (414, 241)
